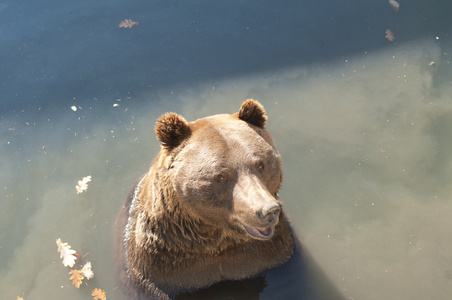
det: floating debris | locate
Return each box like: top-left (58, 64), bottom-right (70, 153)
top-left (76, 175), bottom-right (92, 194)
top-left (385, 29), bottom-right (395, 42)
top-left (119, 19), bottom-right (139, 28)
top-left (81, 261), bottom-right (94, 279)
top-left (92, 288), bottom-right (107, 300)
top-left (389, 0), bottom-right (399, 12)
top-left (56, 238), bottom-right (77, 267)
top-left (69, 269), bottom-right (84, 288)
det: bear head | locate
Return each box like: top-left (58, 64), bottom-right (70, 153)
top-left (154, 99), bottom-right (283, 241)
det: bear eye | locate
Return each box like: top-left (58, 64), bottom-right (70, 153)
top-left (257, 162), bottom-right (265, 172)
top-left (216, 174), bottom-right (227, 183)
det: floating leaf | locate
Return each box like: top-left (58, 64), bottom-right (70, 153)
top-left (69, 269), bottom-right (84, 288)
top-left (76, 175), bottom-right (92, 194)
top-left (56, 238), bottom-right (77, 268)
top-left (92, 288), bottom-right (107, 300)
top-left (389, 0), bottom-right (400, 12)
top-left (385, 29), bottom-right (395, 42)
top-left (119, 19), bottom-right (139, 28)
top-left (82, 261), bottom-right (94, 279)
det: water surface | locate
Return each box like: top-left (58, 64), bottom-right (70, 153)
top-left (1, 1), bottom-right (452, 299)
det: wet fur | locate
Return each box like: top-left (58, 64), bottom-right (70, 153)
top-left (117, 100), bottom-right (294, 299)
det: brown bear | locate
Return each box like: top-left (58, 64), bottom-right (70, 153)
top-left (117, 99), bottom-right (295, 299)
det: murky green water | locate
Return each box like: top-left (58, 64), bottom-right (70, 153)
top-left (2, 39), bottom-right (452, 299)
top-left (2, 0), bottom-right (452, 298)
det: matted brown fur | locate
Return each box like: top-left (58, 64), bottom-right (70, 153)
top-left (117, 99), bottom-right (294, 299)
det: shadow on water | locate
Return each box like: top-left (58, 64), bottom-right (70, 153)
top-left (177, 237), bottom-right (344, 300)
top-left (176, 276), bottom-right (268, 300)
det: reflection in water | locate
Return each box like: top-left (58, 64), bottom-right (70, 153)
top-left (1, 40), bottom-right (452, 299)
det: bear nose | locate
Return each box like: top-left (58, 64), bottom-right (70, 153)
top-left (256, 203), bottom-right (281, 224)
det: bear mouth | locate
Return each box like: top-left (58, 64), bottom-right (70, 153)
top-left (243, 225), bottom-right (275, 240)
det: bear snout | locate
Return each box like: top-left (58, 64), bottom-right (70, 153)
top-left (256, 203), bottom-right (281, 224)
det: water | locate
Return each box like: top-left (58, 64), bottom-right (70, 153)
top-left (1, 0), bottom-right (452, 299)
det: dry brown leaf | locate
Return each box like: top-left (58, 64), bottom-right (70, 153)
top-left (119, 19), bottom-right (139, 29)
top-left (69, 269), bottom-right (84, 288)
top-left (56, 238), bottom-right (77, 267)
top-left (92, 288), bottom-right (107, 300)
top-left (385, 29), bottom-right (395, 42)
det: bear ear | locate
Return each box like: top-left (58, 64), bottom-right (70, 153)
top-left (237, 99), bottom-right (267, 128)
top-left (155, 113), bottom-right (191, 150)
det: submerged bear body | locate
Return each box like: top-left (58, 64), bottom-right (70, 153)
top-left (117, 100), bottom-right (294, 299)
